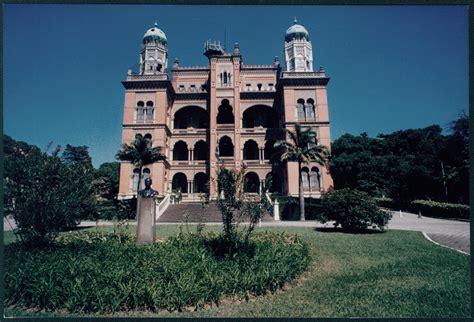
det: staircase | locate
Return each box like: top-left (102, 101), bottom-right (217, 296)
top-left (157, 202), bottom-right (274, 223)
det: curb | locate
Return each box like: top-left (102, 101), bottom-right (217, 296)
top-left (422, 232), bottom-right (469, 256)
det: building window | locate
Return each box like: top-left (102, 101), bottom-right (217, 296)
top-left (268, 83), bottom-right (274, 90)
top-left (132, 168), bottom-right (140, 191)
top-left (217, 99), bottom-right (234, 124)
top-left (136, 101), bottom-right (145, 122)
top-left (218, 135), bottom-right (234, 157)
top-left (144, 133), bottom-right (152, 146)
top-left (301, 167), bottom-right (310, 190)
top-left (244, 172), bottom-right (260, 193)
top-left (305, 99), bottom-right (315, 120)
top-left (190, 84), bottom-right (196, 92)
top-left (145, 101), bottom-right (154, 121)
top-left (179, 85), bottom-right (185, 92)
top-left (310, 167), bottom-right (320, 190)
top-left (257, 84), bottom-right (262, 91)
top-left (296, 99), bottom-right (305, 121)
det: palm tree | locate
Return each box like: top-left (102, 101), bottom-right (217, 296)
top-left (274, 124), bottom-right (328, 221)
top-left (116, 135), bottom-right (166, 207)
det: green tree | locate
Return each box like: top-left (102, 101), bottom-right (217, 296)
top-left (115, 135), bottom-right (166, 216)
top-left (4, 137), bottom-right (97, 246)
top-left (62, 144), bottom-right (93, 169)
top-left (94, 162), bottom-right (120, 200)
top-left (274, 124), bottom-right (328, 221)
top-left (441, 112), bottom-right (469, 204)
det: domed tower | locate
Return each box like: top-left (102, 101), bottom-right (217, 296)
top-left (284, 18), bottom-right (313, 72)
top-left (140, 22), bottom-right (168, 75)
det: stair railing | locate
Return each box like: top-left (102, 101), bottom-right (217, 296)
top-left (155, 193), bottom-right (171, 221)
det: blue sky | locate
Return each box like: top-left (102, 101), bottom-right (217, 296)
top-left (4, 5), bottom-right (468, 167)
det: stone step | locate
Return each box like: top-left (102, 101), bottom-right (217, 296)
top-left (157, 202), bottom-right (274, 223)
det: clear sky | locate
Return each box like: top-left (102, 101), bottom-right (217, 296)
top-left (4, 5), bottom-right (468, 167)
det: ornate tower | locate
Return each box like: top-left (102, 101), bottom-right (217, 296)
top-left (284, 18), bottom-right (313, 72)
top-left (140, 22), bottom-right (168, 75)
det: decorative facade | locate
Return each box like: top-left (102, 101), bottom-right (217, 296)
top-left (118, 19), bottom-right (334, 201)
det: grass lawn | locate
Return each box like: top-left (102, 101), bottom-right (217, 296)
top-left (4, 225), bottom-right (470, 318)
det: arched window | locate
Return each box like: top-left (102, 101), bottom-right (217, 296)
top-left (296, 99), bottom-right (305, 121)
top-left (310, 167), bottom-right (320, 190)
top-left (217, 99), bottom-right (234, 124)
top-left (142, 168), bottom-right (151, 188)
top-left (173, 141), bottom-right (188, 161)
top-left (174, 106), bottom-right (209, 129)
top-left (136, 101), bottom-right (145, 122)
top-left (242, 105), bottom-right (277, 128)
top-left (301, 167), bottom-right (310, 190)
top-left (172, 173), bottom-right (188, 193)
top-left (132, 168), bottom-right (140, 191)
top-left (145, 101), bottom-right (154, 121)
top-left (244, 172), bottom-right (260, 193)
top-left (243, 140), bottom-right (259, 160)
top-left (194, 172), bottom-right (209, 193)
top-left (305, 99), bottom-right (315, 120)
top-left (194, 140), bottom-right (208, 160)
top-left (144, 133), bottom-right (152, 147)
top-left (218, 136), bottom-right (234, 157)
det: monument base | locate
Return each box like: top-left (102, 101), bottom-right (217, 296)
top-left (136, 197), bottom-right (156, 244)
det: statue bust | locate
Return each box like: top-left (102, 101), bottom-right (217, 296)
top-left (138, 177), bottom-right (158, 198)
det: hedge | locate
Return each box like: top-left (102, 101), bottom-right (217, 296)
top-left (409, 200), bottom-right (469, 220)
top-left (374, 197), bottom-right (469, 220)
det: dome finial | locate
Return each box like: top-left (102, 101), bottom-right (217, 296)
top-left (293, 17), bottom-right (298, 24)
top-left (154, 21), bottom-right (158, 27)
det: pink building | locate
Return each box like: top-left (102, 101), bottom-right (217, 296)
top-left (118, 19), bottom-right (333, 201)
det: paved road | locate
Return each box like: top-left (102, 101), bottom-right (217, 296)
top-left (4, 211), bottom-right (470, 254)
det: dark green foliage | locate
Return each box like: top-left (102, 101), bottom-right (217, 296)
top-left (4, 135), bottom-right (97, 246)
top-left (94, 162), bottom-right (120, 200)
top-left (409, 200), bottom-right (469, 220)
top-left (319, 189), bottom-right (391, 232)
top-left (4, 230), bottom-right (309, 313)
top-left (92, 198), bottom-right (137, 221)
top-left (374, 197), bottom-right (470, 220)
top-left (330, 115), bottom-right (469, 205)
top-left (61, 144), bottom-right (93, 169)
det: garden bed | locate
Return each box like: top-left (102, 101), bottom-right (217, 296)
top-left (4, 230), bottom-right (309, 314)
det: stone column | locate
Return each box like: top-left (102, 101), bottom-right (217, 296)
top-left (188, 149), bottom-right (192, 165)
top-left (136, 196), bottom-right (156, 244)
top-left (259, 180), bottom-right (264, 194)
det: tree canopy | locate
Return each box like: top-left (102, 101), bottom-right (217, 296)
top-left (330, 115), bottom-right (469, 204)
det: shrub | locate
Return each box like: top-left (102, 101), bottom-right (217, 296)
top-left (319, 189), bottom-right (392, 232)
top-left (5, 230), bottom-right (309, 313)
top-left (409, 200), bottom-right (469, 220)
top-left (5, 146), bottom-right (96, 247)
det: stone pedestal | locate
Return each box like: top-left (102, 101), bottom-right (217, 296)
top-left (136, 196), bottom-right (156, 244)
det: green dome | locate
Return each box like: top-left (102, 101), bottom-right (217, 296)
top-left (143, 22), bottom-right (167, 46)
top-left (285, 18), bottom-right (309, 42)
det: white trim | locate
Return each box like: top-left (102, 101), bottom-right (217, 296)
top-left (422, 232), bottom-right (469, 256)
